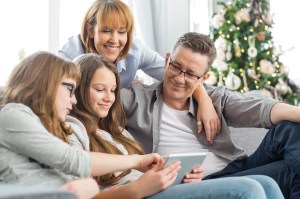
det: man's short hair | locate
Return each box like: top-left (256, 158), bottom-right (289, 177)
top-left (172, 32), bottom-right (217, 68)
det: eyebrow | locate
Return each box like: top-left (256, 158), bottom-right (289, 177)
top-left (172, 60), bottom-right (198, 75)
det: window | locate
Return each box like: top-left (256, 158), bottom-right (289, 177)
top-left (271, 1), bottom-right (300, 85)
top-left (0, 0), bottom-right (94, 86)
top-left (0, 0), bottom-right (48, 86)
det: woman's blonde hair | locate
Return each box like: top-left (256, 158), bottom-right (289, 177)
top-left (72, 53), bottom-right (144, 186)
top-left (1, 51), bottom-right (80, 142)
top-left (81, 0), bottom-right (134, 61)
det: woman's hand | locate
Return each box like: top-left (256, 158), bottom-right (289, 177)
top-left (61, 178), bottom-right (99, 199)
top-left (183, 166), bottom-right (204, 183)
top-left (133, 158), bottom-right (181, 198)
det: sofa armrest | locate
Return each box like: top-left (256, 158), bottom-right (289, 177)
top-left (0, 184), bottom-right (77, 199)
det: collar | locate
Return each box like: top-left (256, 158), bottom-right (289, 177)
top-left (115, 59), bottom-right (127, 73)
top-left (155, 82), bottom-right (196, 117)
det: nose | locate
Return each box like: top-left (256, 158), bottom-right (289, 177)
top-left (109, 31), bottom-right (118, 43)
top-left (103, 91), bottom-right (114, 102)
top-left (174, 72), bottom-right (186, 84)
top-left (71, 94), bottom-right (77, 105)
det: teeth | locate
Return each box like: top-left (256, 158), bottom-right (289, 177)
top-left (105, 45), bottom-right (118, 52)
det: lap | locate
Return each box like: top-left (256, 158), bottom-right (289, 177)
top-left (147, 176), bottom-right (267, 199)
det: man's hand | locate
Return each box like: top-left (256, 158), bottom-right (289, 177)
top-left (183, 166), bottom-right (204, 183)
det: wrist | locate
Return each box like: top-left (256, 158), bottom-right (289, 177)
top-left (130, 154), bottom-right (141, 170)
top-left (127, 180), bottom-right (143, 199)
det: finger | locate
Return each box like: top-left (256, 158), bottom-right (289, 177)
top-left (185, 173), bottom-right (202, 179)
top-left (216, 119), bottom-right (221, 134)
top-left (161, 161), bottom-right (181, 176)
top-left (151, 157), bottom-right (164, 172)
top-left (204, 121), bottom-right (213, 142)
top-left (192, 167), bottom-right (204, 173)
top-left (183, 178), bottom-right (202, 183)
top-left (197, 120), bottom-right (203, 134)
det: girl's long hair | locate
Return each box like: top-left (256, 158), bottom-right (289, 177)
top-left (1, 51), bottom-right (80, 142)
top-left (72, 53), bottom-right (144, 186)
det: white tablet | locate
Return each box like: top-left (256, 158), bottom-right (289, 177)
top-left (163, 152), bottom-right (206, 185)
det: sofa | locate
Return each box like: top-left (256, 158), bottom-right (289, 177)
top-left (0, 86), bottom-right (267, 198)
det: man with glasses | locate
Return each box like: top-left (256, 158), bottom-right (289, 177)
top-left (121, 32), bottom-right (300, 198)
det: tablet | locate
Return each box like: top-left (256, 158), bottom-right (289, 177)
top-left (163, 152), bottom-right (206, 185)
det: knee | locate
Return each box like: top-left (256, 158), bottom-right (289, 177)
top-left (272, 120), bottom-right (300, 140)
top-left (231, 178), bottom-right (266, 199)
top-left (247, 175), bottom-right (279, 190)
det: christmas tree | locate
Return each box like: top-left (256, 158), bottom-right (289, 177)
top-left (207, 0), bottom-right (300, 105)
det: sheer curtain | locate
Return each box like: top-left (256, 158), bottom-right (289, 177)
top-left (126, 0), bottom-right (195, 84)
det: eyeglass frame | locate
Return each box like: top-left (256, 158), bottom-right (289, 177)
top-left (62, 82), bottom-right (76, 97)
top-left (167, 58), bottom-right (207, 83)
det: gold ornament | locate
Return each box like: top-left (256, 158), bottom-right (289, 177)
top-left (256, 32), bottom-right (265, 41)
top-left (234, 45), bottom-right (241, 57)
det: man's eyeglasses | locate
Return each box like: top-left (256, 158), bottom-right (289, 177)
top-left (168, 58), bottom-right (205, 83)
top-left (62, 82), bottom-right (76, 97)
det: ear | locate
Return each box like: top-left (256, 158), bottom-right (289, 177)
top-left (198, 71), bottom-right (210, 85)
top-left (86, 23), bottom-right (94, 38)
top-left (164, 53), bottom-right (170, 69)
top-left (202, 72), bottom-right (210, 81)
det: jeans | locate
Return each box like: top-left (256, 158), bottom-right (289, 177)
top-left (205, 121), bottom-right (300, 199)
top-left (147, 175), bottom-right (283, 199)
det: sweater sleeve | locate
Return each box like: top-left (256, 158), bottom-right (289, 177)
top-left (0, 103), bottom-right (92, 178)
top-left (133, 39), bottom-right (165, 81)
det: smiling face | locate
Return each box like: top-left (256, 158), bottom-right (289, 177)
top-left (89, 24), bottom-right (128, 62)
top-left (89, 67), bottom-right (116, 118)
top-left (55, 78), bottom-right (77, 121)
top-left (163, 45), bottom-right (210, 109)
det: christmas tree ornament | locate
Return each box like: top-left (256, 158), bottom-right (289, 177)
top-left (275, 79), bottom-right (289, 95)
top-left (247, 36), bottom-right (257, 58)
top-left (226, 45), bottom-right (232, 61)
top-left (205, 71), bottom-right (217, 85)
top-left (212, 13), bottom-right (225, 29)
top-left (256, 31), bottom-right (265, 41)
top-left (234, 9), bottom-right (250, 25)
top-left (226, 1), bottom-right (233, 9)
top-left (225, 71), bottom-right (241, 90)
top-left (241, 70), bottom-right (249, 92)
top-left (234, 45), bottom-right (241, 57)
top-left (260, 59), bottom-right (275, 74)
top-left (247, 68), bottom-right (259, 80)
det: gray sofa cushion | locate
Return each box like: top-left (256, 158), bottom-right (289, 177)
top-left (230, 127), bottom-right (267, 155)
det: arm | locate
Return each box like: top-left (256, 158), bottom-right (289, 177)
top-left (193, 84), bottom-right (220, 142)
top-left (134, 39), bottom-right (165, 81)
top-left (90, 153), bottom-right (161, 176)
top-left (94, 159), bottom-right (180, 199)
top-left (270, 102), bottom-right (300, 124)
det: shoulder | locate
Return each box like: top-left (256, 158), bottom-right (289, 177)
top-left (66, 116), bottom-right (90, 151)
top-left (58, 34), bottom-right (85, 60)
top-left (123, 82), bottom-right (160, 96)
top-left (0, 103), bottom-right (41, 128)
